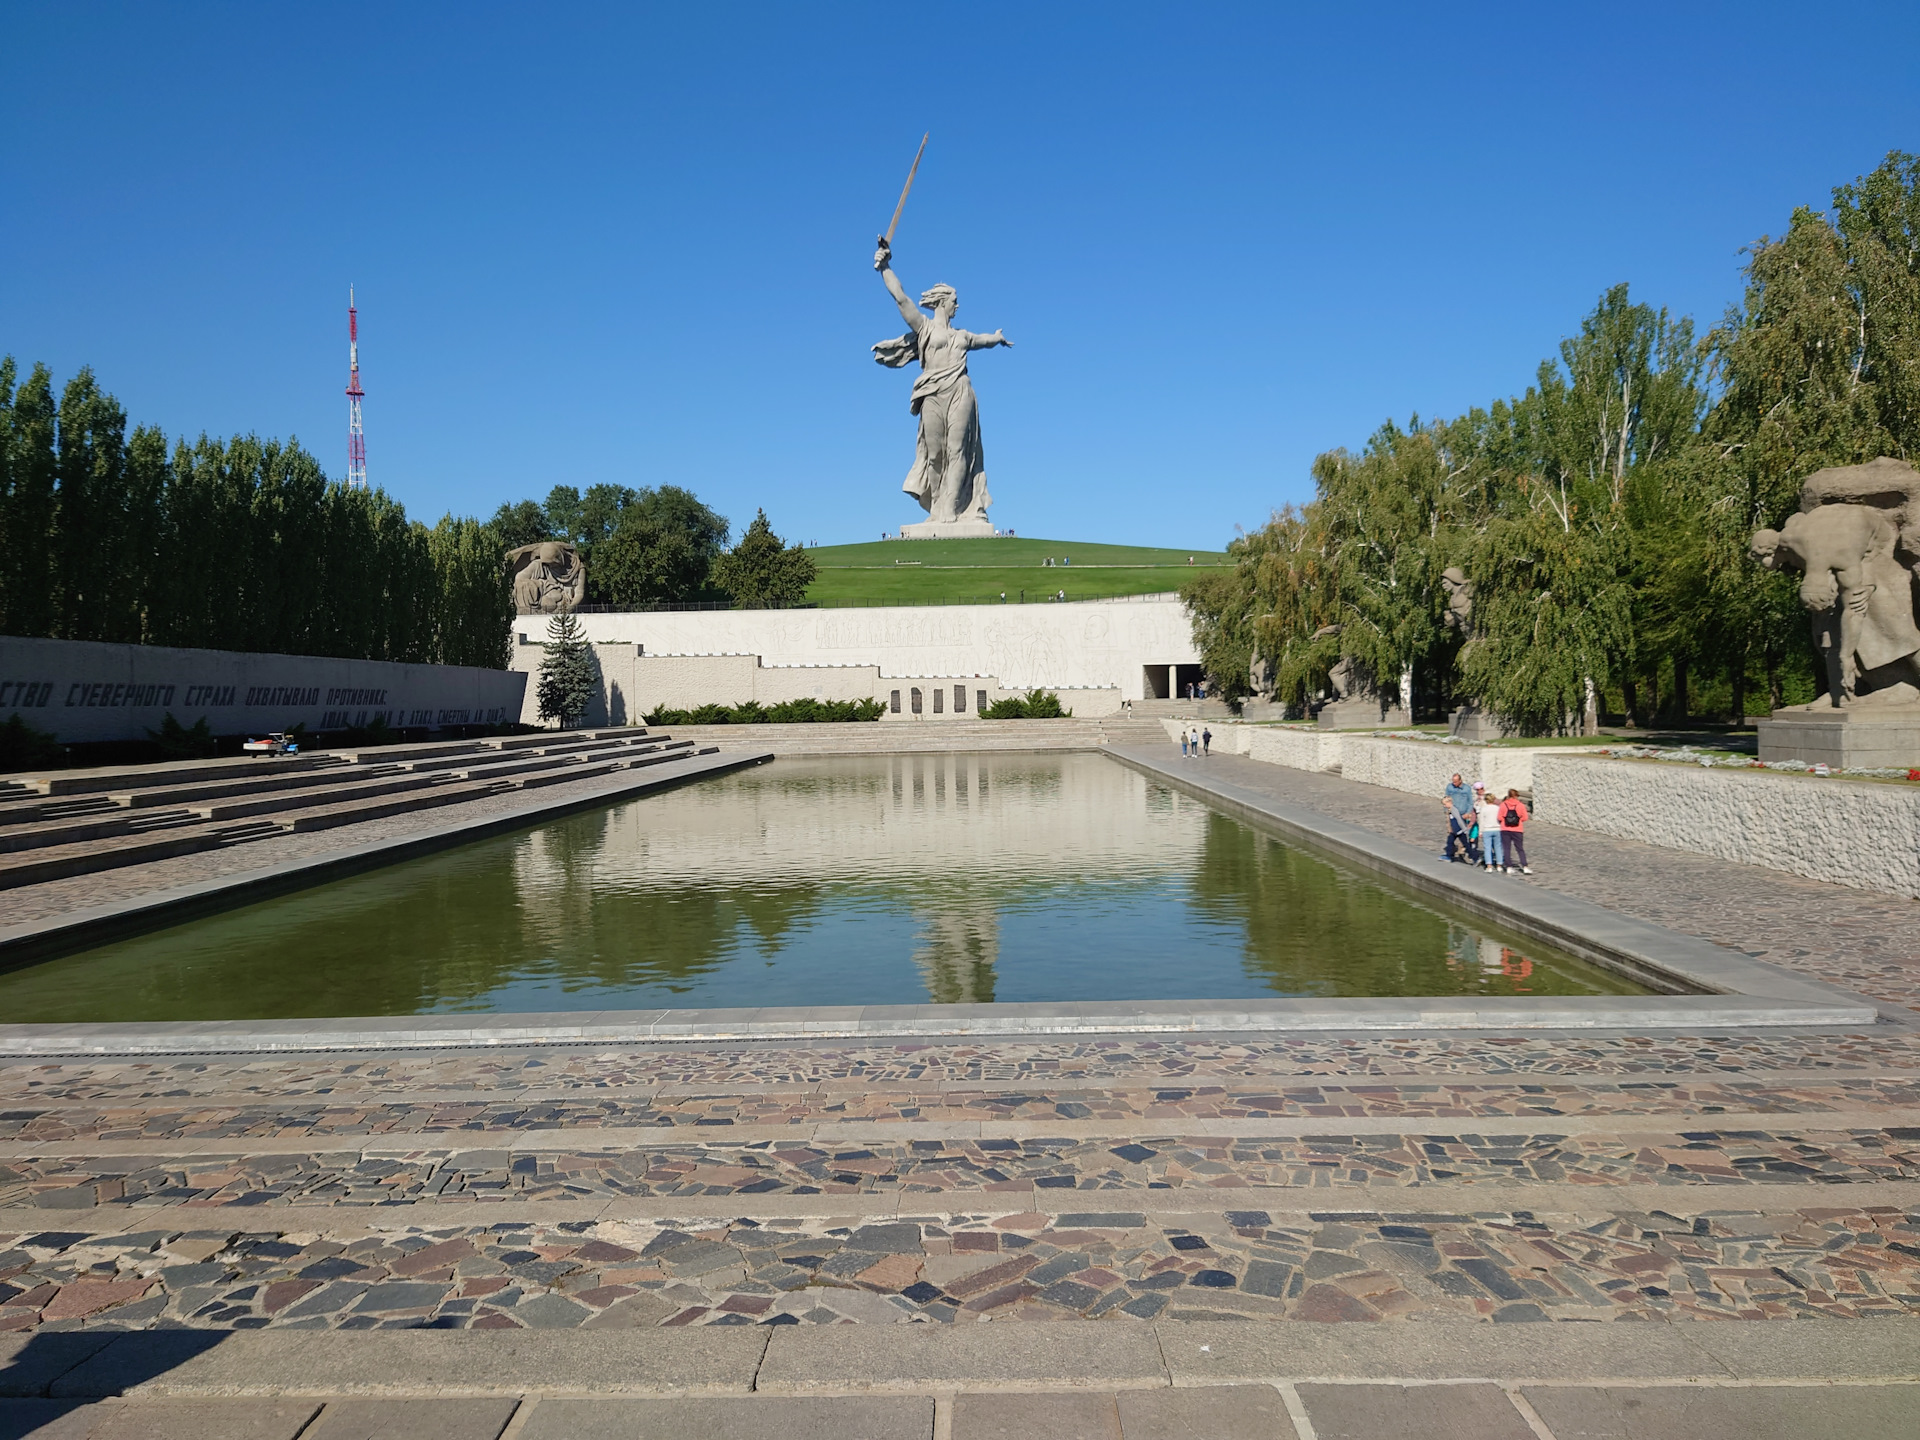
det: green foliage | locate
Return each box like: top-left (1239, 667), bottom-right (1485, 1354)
top-left (594, 486), bottom-right (731, 606)
top-left (1188, 198), bottom-right (1900, 733)
top-left (643, 697), bottom-right (886, 725)
top-left (146, 712), bottom-right (217, 760)
top-left (984, 689), bottom-right (1071, 719)
top-left (0, 713), bottom-right (64, 773)
top-left (485, 498), bottom-right (552, 552)
top-left (535, 609), bottom-right (597, 728)
top-left (0, 357), bottom-right (511, 670)
top-left (711, 509), bottom-right (817, 609)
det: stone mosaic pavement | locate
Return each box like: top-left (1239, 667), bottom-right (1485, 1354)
top-left (5, 1203), bottom-right (1919, 1335)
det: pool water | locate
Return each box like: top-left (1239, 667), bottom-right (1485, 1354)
top-left (0, 753), bottom-right (1645, 1021)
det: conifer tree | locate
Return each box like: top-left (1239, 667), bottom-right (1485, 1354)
top-left (536, 609), bottom-right (596, 728)
top-left (711, 509), bottom-right (816, 609)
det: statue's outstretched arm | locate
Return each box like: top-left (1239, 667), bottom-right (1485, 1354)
top-left (874, 240), bottom-right (922, 329)
top-left (965, 329), bottom-right (1012, 350)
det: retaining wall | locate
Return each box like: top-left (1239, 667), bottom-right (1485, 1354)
top-left (0, 634), bottom-right (526, 744)
top-left (1171, 719), bottom-right (1920, 898)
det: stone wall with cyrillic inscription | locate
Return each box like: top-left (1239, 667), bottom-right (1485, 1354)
top-left (0, 634), bottom-right (526, 743)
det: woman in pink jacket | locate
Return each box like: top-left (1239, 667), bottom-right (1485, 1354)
top-left (1499, 789), bottom-right (1532, 874)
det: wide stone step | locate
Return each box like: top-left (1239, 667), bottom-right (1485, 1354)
top-left (280, 777), bottom-right (515, 832)
top-left (0, 807), bottom-right (202, 855)
top-left (105, 763), bottom-right (408, 810)
top-left (0, 793), bottom-right (120, 829)
top-left (396, 736), bottom-right (636, 775)
top-left (0, 823), bottom-right (236, 890)
top-left (16, 754), bottom-right (348, 796)
top-left (187, 771), bottom-right (454, 821)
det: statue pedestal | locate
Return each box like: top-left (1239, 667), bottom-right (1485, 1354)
top-left (1449, 704), bottom-right (1511, 742)
top-left (1316, 699), bottom-right (1410, 730)
top-left (1757, 704), bottom-right (1920, 768)
top-left (900, 518), bottom-right (996, 540)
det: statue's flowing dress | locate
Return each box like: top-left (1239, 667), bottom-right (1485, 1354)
top-left (873, 320), bottom-right (990, 523)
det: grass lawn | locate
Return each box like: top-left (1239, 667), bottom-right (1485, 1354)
top-left (805, 536), bottom-right (1231, 605)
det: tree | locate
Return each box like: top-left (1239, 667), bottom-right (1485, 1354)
top-left (2, 363), bottom-right (58, 639)
top-left (710, 509), bottom-right (816, 609)
top-left (536, 609), bottom-right (596, 728)
top-left (597, 486), bottom-right (732, 606)
top-left (429, 514), bottom-right (514, 668)
top-left (486, 499), bottom-right (552, 552)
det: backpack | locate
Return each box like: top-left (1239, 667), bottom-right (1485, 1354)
top-left (1500, 800), bottom-right (1521, 827)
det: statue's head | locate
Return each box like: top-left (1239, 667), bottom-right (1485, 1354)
top-left (919, 284), bottom-right (958, 318)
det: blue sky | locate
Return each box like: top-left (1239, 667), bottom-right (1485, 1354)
top-left (3, 3), bottom-right (1916, 550)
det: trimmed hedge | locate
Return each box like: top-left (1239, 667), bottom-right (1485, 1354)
top-left (984, 689), bottom-right (1072, 719)
top-left (644, 697), bottom-right (886, 725)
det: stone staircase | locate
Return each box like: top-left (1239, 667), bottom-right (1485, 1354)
top-left (0, 729), bottom-right (712, 890)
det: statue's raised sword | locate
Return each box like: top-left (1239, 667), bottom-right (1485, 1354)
top-left (879, 132), bottom-right (928, 253)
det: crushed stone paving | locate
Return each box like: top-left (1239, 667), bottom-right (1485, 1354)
top-left (7, 1032), bottom-right (1920, 1107)
top-left (4, 1127), bottom-right (1919, 1210)
top-left (3, 1077), bottom-right (1919, 1142)
top-left (1, 1206), bottom-right (1917, 1333)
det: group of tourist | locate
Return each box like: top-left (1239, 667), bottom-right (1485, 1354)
top-left (1441, 772), bottom-right (1531, 874)
top-left (1179, 725), bottom-right (1211, 758)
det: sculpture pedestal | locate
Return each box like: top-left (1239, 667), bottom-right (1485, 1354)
top-left (900, 518), bottom-right (995, 540)
top-left (1316, 699), bottom-right (1410, 730)
top-left (1449, 704), bottom-right (1511, 742)
top-left (1757, 704), bottom-right (1920, 768)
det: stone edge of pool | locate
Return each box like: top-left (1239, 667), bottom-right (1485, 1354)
top-left (0, 743), bottom-right (1888, 1055)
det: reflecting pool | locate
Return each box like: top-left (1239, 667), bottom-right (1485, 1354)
top-left (0, 753), bottom-right (1645, 1021)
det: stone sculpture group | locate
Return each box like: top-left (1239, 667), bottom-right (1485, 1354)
top-left (1751, 458), bottom-right (1920, 709)
top-left (507, 542), bottom-right (587, 616)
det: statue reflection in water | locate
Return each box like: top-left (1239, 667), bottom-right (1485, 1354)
top-left (912, 905), bottom-right (999, 1004)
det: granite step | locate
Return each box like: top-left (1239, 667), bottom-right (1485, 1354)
top-left (0, 823), bottom-right (238, 889)
top-left (104, 763), bottom-right (408, 810)
top-left (0, 793), bottom-right (121, 829)
top-left (15, 754), bottom-right (348, 796)
top-left (395, 736), bottom-right (637, 776)
top-left (185, 770), bottom-right (459, 822)
top-left (279, 777), bottom-right (517, 833)
top-left (0, 807), bottom-right (202, 855)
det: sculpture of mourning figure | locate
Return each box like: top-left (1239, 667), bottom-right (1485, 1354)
top-left (506, 541), bottom-right (588, 616)
top-left (1311, 624), bottom-right (1410, 730)
top-left (1750, 457), bottom-right (1920, 708)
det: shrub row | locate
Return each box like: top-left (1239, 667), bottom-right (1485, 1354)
top-left (643, 697), bottom-right (887, 725)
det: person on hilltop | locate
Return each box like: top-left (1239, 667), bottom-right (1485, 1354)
top-left (1474, 782), bottom-right (1503, 872)
top-left (1442, 772), bottom-right (1474, 862)
top-left (1499, 788), bottom-right (1532, 874)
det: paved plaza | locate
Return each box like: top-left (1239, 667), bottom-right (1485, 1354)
top-left (0, 751), bottom-right (1916, 1435)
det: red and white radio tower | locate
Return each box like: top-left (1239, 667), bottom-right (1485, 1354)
top-left (345, 286), bottom-right (368, 489)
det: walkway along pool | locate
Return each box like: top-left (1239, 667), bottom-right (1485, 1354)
top-left (0, 753), bottom-right (1644, 1023)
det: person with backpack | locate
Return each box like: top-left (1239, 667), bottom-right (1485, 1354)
top-left (1499, 788), bottom-right (1532, 873)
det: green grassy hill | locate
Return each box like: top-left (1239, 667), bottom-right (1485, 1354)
top-left (805, 537), bottom-right (1231, 605)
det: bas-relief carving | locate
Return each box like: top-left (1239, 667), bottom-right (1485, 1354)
top-left (872, 238), bottom-right (1010, 527)
top-left (506, 542), bottom-right (587, 616)
top-left (1751, 458), bottom-right (1920, 708)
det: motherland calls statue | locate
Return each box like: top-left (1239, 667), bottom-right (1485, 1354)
top-left (506, 541), bottom-right (588, 615)
top-left (872, 237), bottom-right (1011, 538)
top-left (1749, 457), bottom-right (1920, 765)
